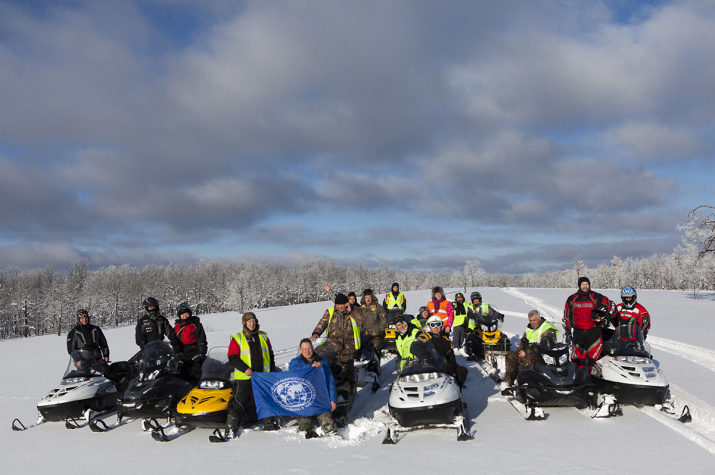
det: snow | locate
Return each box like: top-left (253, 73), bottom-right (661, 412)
top-left (3, 288), bottom-right (715, 474)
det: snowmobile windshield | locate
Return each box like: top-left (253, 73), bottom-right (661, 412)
top-left (198, 347), bottom-right (233, 390)
top-left (609, 324), bottom-right (650, 357)
top-left (136, 340), bottom-right (176, 382)
top-left (63, 350), bottom-right (105, 382)
top-left (537, 342), bottom-right (570, 367)
top-left (396, 356), bottom-right (445, 378)
top-left (477, 313), bottom-right (502, 332)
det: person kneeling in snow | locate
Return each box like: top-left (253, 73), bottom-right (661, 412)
top-left (503, 310), bottom-right (558, 391)
top-left (289, 339), bottom-right (338, 438)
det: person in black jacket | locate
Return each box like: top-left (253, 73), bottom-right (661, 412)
top-left (135, 297), bottom-right (180, 353)
top-left (417, 316), bottom-right (468, 389)
top-left (173, 302), bottom-right (208, 383)
top-left (66, 309), bottom-right (110, 362)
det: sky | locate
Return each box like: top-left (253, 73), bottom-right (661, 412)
top-left (0, 0), bottom-right (713, 275)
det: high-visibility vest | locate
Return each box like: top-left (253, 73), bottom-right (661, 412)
top-left (467, 302), bottom-right (490, 330)
top-left (396, 327), bottom-right (420, 359)
top-left (231, 331), bottom-right (271, 380)
top-left (525, 320), bottom-right (559, 344)
top-left (453, 301), bottom-right (468, 327)
top-left (384, 292), bottom-right (405, 309)
top-left (428, 300), bottom-right (449, 325)
top-left (327, 307), bottom-right (361, 351)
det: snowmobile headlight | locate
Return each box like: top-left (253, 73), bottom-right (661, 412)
top-left (616, 356), bottom-right (650, 364)
top-left (199, 380), bottom-right (229, 390)
top-left (542, 354), bottom-right (555, 365)
top-left (62, 377), bottom-right (89, 385)
top-left (558, 353), bottom-right (569, 366)
top-left (400, 372), bottom-right (440, 383)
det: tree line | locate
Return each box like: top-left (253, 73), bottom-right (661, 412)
top-left (1, 247), bottom-right (713, 340)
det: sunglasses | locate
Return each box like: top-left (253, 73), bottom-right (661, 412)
top-left (428, 322), bottom-right (442, 328)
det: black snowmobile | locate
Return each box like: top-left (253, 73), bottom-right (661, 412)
top-left (116, 340), bottom-right (193, 423)
top-left (512, 340), bottom-right (596, 410)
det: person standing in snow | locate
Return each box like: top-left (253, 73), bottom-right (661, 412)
top-left (451, 292), bottom-right (470, 356)
top-left (310, 293), bottom-right (366, 392)
top-left (66, 309), bottom-right (110, 362)
top-left (563, 277), bottom-right (617, 372)
top-left (225, 312), bottom-right (277, 436)
top-left (135, 297), bottom-right (180, 353)
top-left (614, 286), bottom-right (651, 339)
top-left (289, 339), bottom-right (338, 438)
top-left (173, 302), bottom-right (207, 383)
top-left (359, 288), bottom-right (388, 356)
top-left (427, 286), bottom-right (454, 335)
top-left (383, 282), bottom-right (407, 313)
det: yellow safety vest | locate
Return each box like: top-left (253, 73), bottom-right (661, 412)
top-left (384, 292), bottom-right (405, 309)
top-left (327, 307), bottom-right (362, 351)
top-left (468, 302), bottom-right (490, 330)
top-left (525, 320), bottom-right (559, 344)
top-left (396, 327), bottom-right (420, 359)
top-left (453, 300), bottom-right (468, 327)
top-left (231, 331), bottom-right (271, 380)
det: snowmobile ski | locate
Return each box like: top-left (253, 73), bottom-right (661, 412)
top-left (11, 416), bottom-right (45, 432)
top-left (209, 427), bottom-right (235, 443)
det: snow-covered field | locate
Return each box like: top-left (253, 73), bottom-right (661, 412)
top-left (3, 288), bottom-right (715, 474)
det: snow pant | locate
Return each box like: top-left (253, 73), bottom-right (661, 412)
top-left (571, 327), bottom-right (603, 371)
top-left (452, 326), bottom-right (467, 350)
top-left (361, 333), bottom-right (385, 357)
top-left (226, 380), bottom-right (257, 430)
top-left (504, 348), bottom-right (540, 386)
top-left (336, 355), bottom-right (356, 392)
top-left (296, 412), bottom-right (337, 434)
top-left (453, 364), bottom-right (468, 388)
top-left (465, 333), bottom-right (484, 358)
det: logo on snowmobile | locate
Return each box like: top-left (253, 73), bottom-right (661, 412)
top-left (270, 377), bottom-right (317, 411)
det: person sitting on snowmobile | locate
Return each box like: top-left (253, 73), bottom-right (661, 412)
top-left (310, 293), bottom-right (366, 394)
top-left (66, 309), bottom-right (110, 362)
top-left (225, 312), bottom-right (277, 436)
top-left (563, 277), bottom-right (617, 372)
top-left (504, 310), bottom-right (559, 388)
top-left (464, 292), bottom-right (506, 359)
top-left (614, 286), bottom-right (651, 339)
top-left (289, 338), bottom-right (338, 438)
top-left (135, 297), bottom-right (180, 356)
top-left (419, 316), bottom-right (468, 389)
top-left (394, 315), bottom-right (425, 371)
top-left (173, 302), bottom-right (208, 383)
top-left (359, 288), bottom-right (388, 357)
top-left (383, 282), bottom-right (407, 312)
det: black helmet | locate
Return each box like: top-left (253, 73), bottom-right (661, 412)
top-left (177, 302), bottom-right (192, 317)
top-left (470, 291), bottom-right (482, 301)
top-left (76, 309), bottom-right (90, 324)
top-left (455, 292), bottom-right (465, 301)
top-left (143, 297), bottom-right (160, 313)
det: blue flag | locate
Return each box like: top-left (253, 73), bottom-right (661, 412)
top-left (251, 366), bottom-right (332, 420)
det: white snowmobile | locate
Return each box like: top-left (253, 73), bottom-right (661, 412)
top-left (382, 356), bottom-right (471, 443)
top-left (592, 322), bottom-right (669, 407)
top-left (16, 350), bottom-right (120, 430)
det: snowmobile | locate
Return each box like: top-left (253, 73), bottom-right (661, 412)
top-left (116, 340), bottom-right (193, 423)
top-left (313, 337), bottom-right (356, 428)
top-left (382, 356), bottom-right (471, 443)
top-left (174, 347), bottom-right (233, 429)
top-left (465, 309), bottom-right (510, 376)
top-left (354, 346), bottom-right (382, 393)
top-left (33, 350), bottom-right (120, 424)
top-left (591, 322), bottom-right (669, 406)
top-left (509, 340), bottom-right (596, 415)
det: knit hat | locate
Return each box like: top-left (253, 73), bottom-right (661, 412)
top-left (242, 312), bottom-right (257, 324)
top-left (362, 288), bottom-right (374, 296)
top-left (334, 293), bottom-right (349, 305)
top-left (578, 277), bottom-right (591, 287)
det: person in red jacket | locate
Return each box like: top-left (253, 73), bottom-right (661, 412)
top-left (173, 302), bottom-right (207, 383)
top-left (563, 277), bottom-right (617, 372)
top-left (614, 286), bottom-right (651, 339)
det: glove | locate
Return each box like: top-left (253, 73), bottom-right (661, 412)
top-left (498, 314), bottom-right (505, 323)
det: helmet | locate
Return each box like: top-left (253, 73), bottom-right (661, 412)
top-left (393, 315), bottom-right (407, 335)
top-left (427, 316), bottom-right (443, 329)
top-left (621, 286), bottom-right (637, 309)
top-left (455, 292), bottom-right (465, 301)
top-left (76, 309), bottom-right (89, 324)
top-left (143, 297), bottom-right (160, 314)
top-left (470, 291), bottom-right (482, 301)
top-left (177, 302), bottom-right (192, 317)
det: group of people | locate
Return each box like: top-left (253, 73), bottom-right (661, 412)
top-left (65, 278), bottom-right (652, 440)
